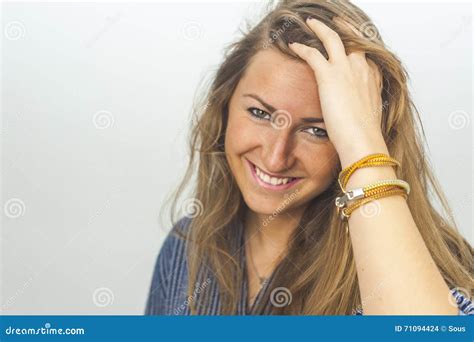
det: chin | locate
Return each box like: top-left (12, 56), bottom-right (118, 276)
top-left (241, 189), bottom-right (299, 217)
top-left (244, 199), bottom-right (279, 216)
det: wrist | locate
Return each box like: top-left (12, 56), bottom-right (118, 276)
top-left (337, 131), bottom-right (389, 169)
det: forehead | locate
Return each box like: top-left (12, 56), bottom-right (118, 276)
top-left (235, 48), bottom-right (322, 117)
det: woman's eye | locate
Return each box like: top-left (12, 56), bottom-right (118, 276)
top-left (302, 127), bottom-right (328, 139)
top-left (247, 107), bottom-right (271, 121)
top-left (247, 108), bottom-right (327, 139)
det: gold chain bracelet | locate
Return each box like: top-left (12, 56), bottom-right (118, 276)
top-left (340, 188), bottom-right (408, 220)
top-left (336, 154), bottom-right (410, 234)
top-left (335, 179), bottom-right (410, 208)
top-left (338, 153), bottom-right (400, 192)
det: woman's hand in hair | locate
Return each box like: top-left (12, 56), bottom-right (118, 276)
top-left (288, 17), bottom-right (386, 168)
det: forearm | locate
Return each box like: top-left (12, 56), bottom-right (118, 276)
top-left (340, 136), bottom-right (457, 315)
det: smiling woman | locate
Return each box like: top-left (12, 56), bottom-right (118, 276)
top-left (225, 48), bottom-right (338, 218)
top-left (145, 0), bottom-right (473, 315)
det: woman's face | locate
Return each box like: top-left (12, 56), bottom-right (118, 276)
top-left (225, 48), bottom-right (339, 216)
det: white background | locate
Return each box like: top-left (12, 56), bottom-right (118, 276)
top-left (1, 1), bottom-right (472, 314)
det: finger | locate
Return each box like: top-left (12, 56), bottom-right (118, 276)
top-left (288, 42), bottom-right (329, 78)
top-left (306, 17), bottom-right (348, 64)
top-left (332, 16), bottom-right (364, 39)
top-left (348, 52), bottom-right (381, 94)
top-left (348, 51), bottom-right (380, 83)
top-left (367, 58), bottom-right (383, 91)
top-left (348, 51), bottom-right (367, 65)
top-left (348, 52), bottom-right (369, 77)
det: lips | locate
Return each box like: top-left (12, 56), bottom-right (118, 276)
top-left (246, 159), bottom-right (302, 191)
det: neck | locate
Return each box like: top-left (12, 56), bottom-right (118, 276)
top-left (244, 206), bottom-right (306, 255)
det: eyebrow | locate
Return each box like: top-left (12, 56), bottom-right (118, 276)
top-left (243, 93), bottom-right (324, 123)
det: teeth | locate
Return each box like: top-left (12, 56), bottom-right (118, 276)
top-left (254, 164), bottom-right (293, 186)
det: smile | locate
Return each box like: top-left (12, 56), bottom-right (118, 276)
top-left (246, 159), bottom-right (303, 191)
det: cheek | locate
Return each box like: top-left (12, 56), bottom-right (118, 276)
top-left (300, 146), bottom-right (339, 183)
top-left (225, 113), bottom-right (261, 155)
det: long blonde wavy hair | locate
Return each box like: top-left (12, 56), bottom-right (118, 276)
top-left (162, 0), bottom-right (473, 315)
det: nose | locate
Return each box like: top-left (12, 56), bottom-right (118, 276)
top-left (261, 129), bottom-right (296, 174)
